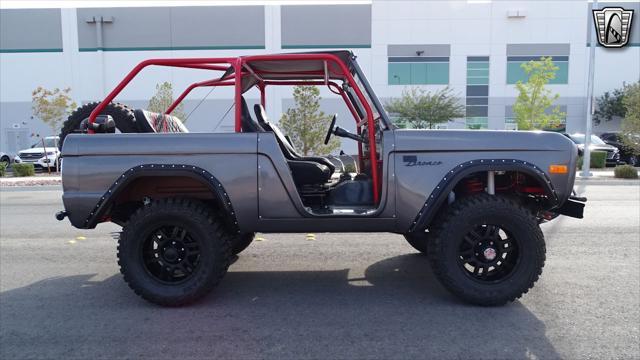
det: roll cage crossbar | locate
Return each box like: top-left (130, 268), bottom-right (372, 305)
top-left (87, 52), bottom-right (381, 203)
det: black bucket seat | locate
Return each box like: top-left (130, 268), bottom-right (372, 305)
top-left (253, 104), bottom-right (336, 174)
top-left (241, 99), bottom-right (331, 187)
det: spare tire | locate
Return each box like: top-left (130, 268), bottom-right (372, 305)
top-left (59, 102), bottom-right (138, 149)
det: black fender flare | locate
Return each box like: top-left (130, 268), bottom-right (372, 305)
top-left (408, 159), bottom-right (559, 232)
top-left (84, 164), bottom-right (239, 232)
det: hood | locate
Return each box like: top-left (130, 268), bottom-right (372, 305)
top-left (393, 129), bottom-right (575, 153)
top-left (576, 143), bottom-right (617, 151)
top-left (19, 147), bottom-right (59, 154)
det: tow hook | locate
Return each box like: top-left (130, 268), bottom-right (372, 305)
top-left (55, 210), bottom-right (68, 221)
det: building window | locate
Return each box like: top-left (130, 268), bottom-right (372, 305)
top-left (506, 56), bottom-right (569, 84)
top-left (387, 45), bottom-right (450, 85)
top-left (505, 106), bottom-right (568, 131)
top-left (506, 44), bottom-right (570, 85)
top-left (466, 56), bottom-right (489, 129)
top-left (466, 117), bottom-right (488, 129)
top-left (505, 117), bottom-right (518, 130)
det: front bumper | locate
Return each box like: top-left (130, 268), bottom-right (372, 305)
top-left (14, 155), bottom-right (59, 168)
top-left (556, 195), bottom-right (586, 219)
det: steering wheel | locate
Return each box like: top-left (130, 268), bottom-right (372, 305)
top-left (324, 114), bottom-right (338, 145)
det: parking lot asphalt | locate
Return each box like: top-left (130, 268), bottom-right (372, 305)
top-left (1, 184), bottom-right (639, 360)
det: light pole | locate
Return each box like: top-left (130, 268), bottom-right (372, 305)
top-left (581, 0), bottom-right (597, 177)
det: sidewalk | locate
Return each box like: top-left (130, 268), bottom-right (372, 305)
top-left (574, 168), bottom-right (639, 186)
top-left (0, 175), bottom-right (61, 187)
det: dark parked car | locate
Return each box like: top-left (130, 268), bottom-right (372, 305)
top-left (564, 133), bottom-right (620, 166)
top-left (599, 132), bottom-right (639, 166)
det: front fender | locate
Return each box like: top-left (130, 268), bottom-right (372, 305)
top-left (406, 159), bottom-right (559, 233)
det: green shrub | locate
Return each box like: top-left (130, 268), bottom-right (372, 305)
top-left (12, 163), bottom-right (35, 177)
top-left (590, 151), bottom-right (607, 168)
top-left (614, 165), bottom-right (639, 179)
top-left (0, 162), bottom-right (7, 177)
top-left (577, 151), bottom-right (607, 169)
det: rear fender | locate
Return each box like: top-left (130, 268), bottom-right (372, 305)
top-left (83, 164), bottom-right (239, 232)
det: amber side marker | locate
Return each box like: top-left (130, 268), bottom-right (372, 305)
top-left (549, 165), bottom-right (568, 174)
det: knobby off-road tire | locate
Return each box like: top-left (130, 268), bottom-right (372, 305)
top-left (117, 198), bottom-right (233, 306)
top-left (404, 232), bottom-right (430, 255)
top-left (58, 102), bottom-right (138, 149)
top-left (231, 233), bottom-right (255, 255)
top-left (427, 194), bottom-right (545, 306)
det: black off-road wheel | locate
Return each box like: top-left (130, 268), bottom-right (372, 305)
top-left (58, 102), bottom-right (138, 149)
top-left (427, 194), bottom-right (545, 306)
top-left (117, 198), bottom-right (232, 306)
top-left (231, 233), bottom-right (255, 255)
top-left (404, 232), bottom-right (429, 255)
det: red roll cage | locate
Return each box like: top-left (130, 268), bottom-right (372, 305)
top-left (88, 52), bottom-right (381, 203)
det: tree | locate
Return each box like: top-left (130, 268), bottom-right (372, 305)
top-left (512, 57), bottom-right (565, 130)
top-left (593, 87), bottom-right (626, 125)
top-left (385, 87), bottom-right (464, 129)
top-left (31, 87), bottom-right (77, 134)
top-left (621, 81), bottom-right (640, 154)
top-left (279, 85), bottom-right (340, 156)
top-left (148, 82), bottom-right (187, 122)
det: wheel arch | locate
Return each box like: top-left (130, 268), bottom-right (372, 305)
top-left (85, 164), bottom-right (239, 232)
top-left (408, 159), bottom-right (559, 233)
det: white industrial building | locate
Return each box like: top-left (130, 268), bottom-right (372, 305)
top-left (1, 0), bottom-right (638, 155)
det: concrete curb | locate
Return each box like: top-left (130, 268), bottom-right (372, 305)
top-left (1, 175), bottom-right (637, 188)
top-left (575, 178), bottom-right (639, 186)
top-left (0, 176), bottom-right (62, 187)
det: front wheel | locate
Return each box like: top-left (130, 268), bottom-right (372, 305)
top-left (427, 194), bottom-right (546, 306)
top-left (117, 198), bottom-right (232, 306)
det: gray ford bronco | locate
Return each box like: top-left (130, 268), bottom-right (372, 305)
top-left (57, 51), bottom-right (585, 306)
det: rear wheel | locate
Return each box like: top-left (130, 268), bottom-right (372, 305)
top-left (59, 102), bottom-right (138, 149)
top-left (427, 194), bottom-right (545, 306)
top-left (117, 198), bottom-right (232, 306)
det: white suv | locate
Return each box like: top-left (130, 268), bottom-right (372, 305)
top-left (14, 136), bottom-right (61, 170)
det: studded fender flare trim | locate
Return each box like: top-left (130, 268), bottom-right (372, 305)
top-left (84, 164), bottom-right (239, 232)
top-left (408, 159), bottom-right (559, 232)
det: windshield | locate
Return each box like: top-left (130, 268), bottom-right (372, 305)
top-left (31, 138), bottom-right (57, 148)
top-left (569, 134), bottom-right (606, 145)
top-left (352, 74), bottom-right (380, 121)
top-left (351, 61), bottom-right (391, 129)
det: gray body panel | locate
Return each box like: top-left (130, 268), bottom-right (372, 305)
top-left (61, 128), bottom-right (577, 233)
top-left (392, 130), bottom-right (577, 231)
